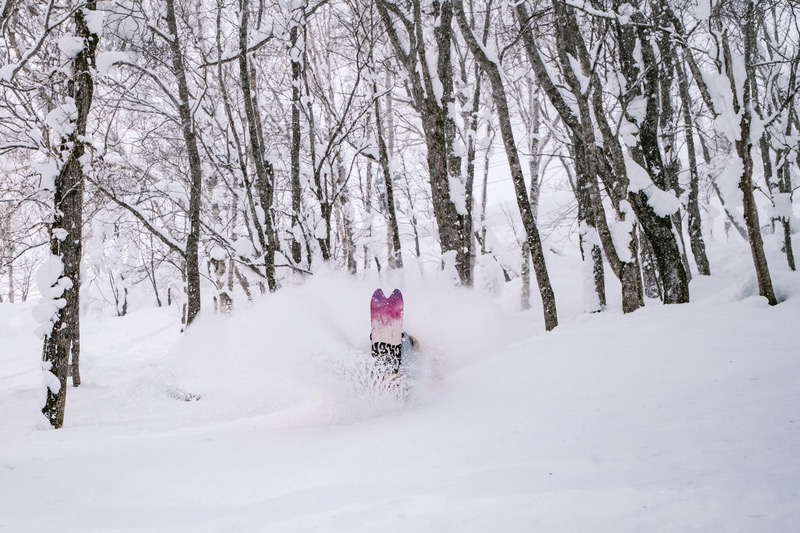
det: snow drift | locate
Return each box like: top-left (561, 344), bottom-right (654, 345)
top-left (0, 242), bottom-right (798, 532)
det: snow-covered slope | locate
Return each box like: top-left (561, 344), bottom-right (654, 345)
top-left (1, 243), bottom-right (798, 532)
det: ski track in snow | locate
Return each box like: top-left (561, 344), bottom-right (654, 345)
top-left (1, 242), bottom-right (799, 532)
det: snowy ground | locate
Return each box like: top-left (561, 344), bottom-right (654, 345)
top-left (1, 241), bottom-right (799, 532)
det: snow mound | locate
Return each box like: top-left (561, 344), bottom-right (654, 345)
top-left (163, 271), bottom-right (528, 427)
top-left (1, 241), bottom-right (798, 531)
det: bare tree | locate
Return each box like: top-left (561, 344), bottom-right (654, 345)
top-left (376, 0), bottom-right (473, 284)
top-left (454, 0), bottom-right (557, 330)
top-left (515, 0), bottom-right (643, 313)
top-left (40, 0), bottom-right (99, 427)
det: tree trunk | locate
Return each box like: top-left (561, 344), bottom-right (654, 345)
top-left (362, 158), bottom-right (374, 271)
top-left (615, 8), bottom-right (690, 305)
top-left (462, 8), bottom-right (487, 285)
top-left (334, 155), bottom-right (358, 274)
top-left (590, 241), bottom-right (606, 311)
top-left (165, 0), bottom-right (204, 324)
top-left (734, 0), bottom-right (778, 305)
top-left (639, 228), bottom-right (662, 300)
top-left (438, 0), bottom-right (472, 285)
top-left (373, 81), bottom-right (403, 270)
top-left (777, 120), bottom-right (797, 271)
top-left (7, 256), bottom-right (13, 303)
top-left (41, 1), bottom-right (98, 428)
top-left (528, 84), bottom-right (542, 224)
top-left (675, 59), bottom-right (711, 275)
top-left (70, 309), bottom-right (81, 387)
top-left (478, 124), bottom-right (494, 254)
top-left (521, 241), bottom-right (531, 310)
top-left (657, 28), bottom-right (692, 283)
top-left (750, 26), bottom-right (796, 273)
top-left (238, 0), bottom-right (277, 291)
top-left (289, 6), bottom-right (304, 266)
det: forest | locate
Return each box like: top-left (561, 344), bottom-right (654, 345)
top-left (0, 0), bottom-right (798, 429)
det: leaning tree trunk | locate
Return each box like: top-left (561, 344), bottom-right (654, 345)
top-left (455, 0), bottom-right (557, 330)
top-left (41, 2), bottom-right (98, 428)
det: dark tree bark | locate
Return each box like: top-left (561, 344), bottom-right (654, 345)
top-left (639, 228), bottom-right (662, 300)
top-left (289, 10), bottom-right (303, 266)
top-left (164, 0), bottom-right (204, 324)
top-left (41, 1), bottom-right (99, 428)
top-left (590, 241), bottom-right (607, 311)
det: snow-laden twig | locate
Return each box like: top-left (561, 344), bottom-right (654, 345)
top-left (88, 176), bottom-right (186, 258)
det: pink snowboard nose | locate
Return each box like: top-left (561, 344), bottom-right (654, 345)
top-left (371, 288), bottom-right (404, 324)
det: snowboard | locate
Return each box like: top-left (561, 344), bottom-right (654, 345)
top-left (370, 288), bottom-right (404, 374)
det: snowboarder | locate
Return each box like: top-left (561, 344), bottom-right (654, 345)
top-left (370, 288), bottom-right (419, 374)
